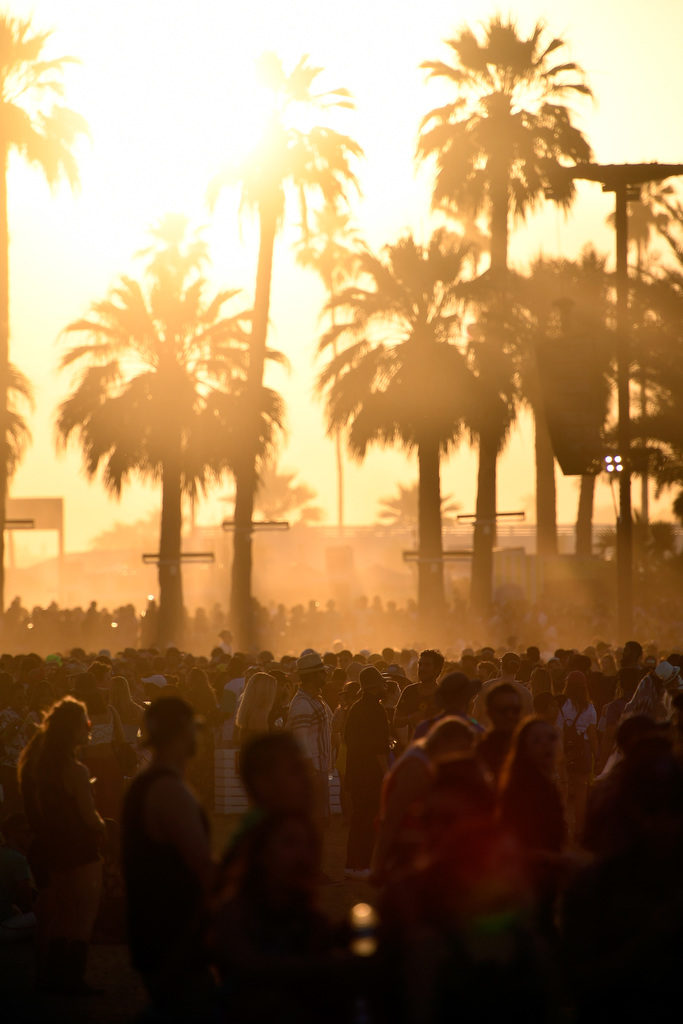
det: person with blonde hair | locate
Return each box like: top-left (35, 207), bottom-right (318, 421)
top-left (235, 672), bottom-right (277, 747)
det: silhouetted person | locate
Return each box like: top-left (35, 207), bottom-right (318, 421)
top-left (219, 732), bottom-right (316, 885)
top-left (558, 670), bottom-right (597, 836)
top-left (412, 671), bottom-right (480, 739)
top-left (18, 697), bottom-right (105, 993)
top-left (472, 652), bottom-right (533, 727)
top-left (344, 666), bottom-right (390, 878)
top-left (372, 716), bottom-right (476, 883)
top-left (393, 649), bottom-right (445, 738)
top-left (477, 683), bottom-right (522, 784)
top-left (620, 639), bottom-right (643, 671)
top-left (121, 697), bottom-right (215, 1021)
top-left (563, 735), bottom-right (683, 1024)
top-left (499, 717), bottom-right (568, 934)
top-left (213, 812), bottom-right (355, 1024)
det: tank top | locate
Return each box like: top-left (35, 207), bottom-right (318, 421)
top-left (121, 766), bottom-right (209, 974)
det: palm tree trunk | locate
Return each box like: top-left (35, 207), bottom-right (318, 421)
top-left (417, 437), bottom-right (445, 623)
top-left (576, 474), bottom-right (595, 557)
top-left (0, 145), bottom-right (9, 620)
top-left (330, 300), bottom-right (344, 533)
top-left (489, 171), bottom-right (509, 276)
top-left (534, 409), bottom-right (558, 559)
top-left (230, 200), bottom-right (278, 650)
top-left (470, 165), bottom-right (509, 618)
top-left (157, 461), bottom-right (184, 648)
top-left (471, 433), bottom-right (497, 615)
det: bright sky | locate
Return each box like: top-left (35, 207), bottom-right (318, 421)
top-left (5, 0), bottom-right (683, 565)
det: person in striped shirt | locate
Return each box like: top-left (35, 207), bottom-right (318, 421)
top-left (286, 652), bottom-right (332, 822)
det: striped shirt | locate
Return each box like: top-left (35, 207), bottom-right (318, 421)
top-left (286, 689), bottom-right (332, 773)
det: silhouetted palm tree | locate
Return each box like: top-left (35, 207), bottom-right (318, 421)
top-left (2, 365), bottom-right (33, 480)
top-left (318, 229), bottom-right (477, 619)
top-left (210, 53), bottom-right (362, 648)
top-left (57, 217), bottom-right (283, 648)
top-left (377, 482), bottom-right (460, 529)
top-left (254, 463), bottom-right (323, 524)
top-left (296, 203), bottom-right (362, 531)
top-left (596, 513), bottom-right (677, 572)
top-left (0, 15), bottom-right (87, 611)
top-left (418, 15), bottom-right (592, 612)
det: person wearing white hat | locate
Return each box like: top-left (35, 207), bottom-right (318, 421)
top-left (285, 652), bottom-right (332, 822)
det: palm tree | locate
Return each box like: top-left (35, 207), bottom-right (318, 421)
top-left (254, 462), bottom-right (323, 525)
top-left (318, 229), bottom-right (477, 620)
top-left (295, 203), bottom-right (362, 531)
top-left (418, 15), bottom-right (592, 612)
top-left (596, 513), bottom-right (677, 571)
top-left (57, 217), bottom-right (283, 648)
top-left (210, 53), bottom-right (362, 648)
top-left (2, 363), bottom-right (33, 478)
top-left (0, 15), bottom-right (87, 611)
top-left (377, 482), bottom-right (460, 529)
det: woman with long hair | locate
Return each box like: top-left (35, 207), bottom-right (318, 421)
top-left (499, 717), bottom-right (567, 935)
top-left (19, 697), bottom-right (105, 993)
top-left (558, 670), bottom-right (598, 835)
top-left (235, 673), bottom-right (277, 747)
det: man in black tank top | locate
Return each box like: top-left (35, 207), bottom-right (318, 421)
top-left (121, 697), bottom-right (215, 1021)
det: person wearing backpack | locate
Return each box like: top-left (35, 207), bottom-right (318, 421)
top-left (558, 670), bottom-right (598, 837)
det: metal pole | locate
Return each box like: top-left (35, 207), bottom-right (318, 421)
top-left (614, 185), bottom-right (633, 639)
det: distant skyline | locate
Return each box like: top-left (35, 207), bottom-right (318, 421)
top-left (5, 0), bottom-right (683, 567)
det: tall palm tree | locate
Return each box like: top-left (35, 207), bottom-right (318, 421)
top-left (0, 15), bottom-right (87, 612)
top-left (295, 203), bottom-right (362, 531)
top-left (318, 229), bottom-right (477, 621)
top-left (57, 217), bottom-right (283, 648)
top-left (210, 53), bottom-right (362, 648)
top-left (418, 15), bottom-right (592, 612)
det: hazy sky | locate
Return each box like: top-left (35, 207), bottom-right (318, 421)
top-left (5, 0), bottom-right (683, 564)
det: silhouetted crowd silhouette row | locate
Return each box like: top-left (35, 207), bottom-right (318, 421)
top-left (4, 585), bottom-right (683, 658)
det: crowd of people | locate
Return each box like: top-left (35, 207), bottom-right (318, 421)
top-left (1, 634), bottom-right (683, 1021)
top-left (4, 582), bottom-right (681, 659)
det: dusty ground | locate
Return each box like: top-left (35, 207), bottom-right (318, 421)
top-left (1, 815), bottom-right (370, 1024)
